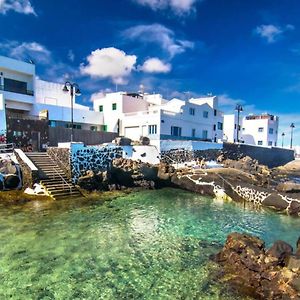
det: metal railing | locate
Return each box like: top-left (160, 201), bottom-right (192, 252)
top-left (6, 113), bottom-right (46, 121)
top-left (0, 143), bottom-right (15, 153)
top-left (49, 166), bottom-right (73, 193)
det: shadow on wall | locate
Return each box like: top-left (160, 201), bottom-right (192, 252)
top-left (241, 134), bottom-right (255, 145)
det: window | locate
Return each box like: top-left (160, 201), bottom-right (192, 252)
top-left (171, 126), bottom-right (182, 137)
top-left (112, 103), bottom-right (117, 110)
top-left (13, 131), bottom-right (22, 137)
top-left (189, 108), bottom-right (195, 115)
top-left (90, 126), bottom-right (97, 131)
top-left (99, 105), bottom-right (103, 112)
top-left (217, 122), bottom-right (223, 130)
top-left (268, 141), bottom-right (272, 146)
top-left (49, 120), bottom-right (56, 128)
top-left (214, 109), bottom-right (217, 116)
top-left (192, 129), bottom-right (196, 137)
top-left (4, 78), bottom-right (27, 94)
top-left (202, 130), bottom-right (208, 139)
top-left (234, 124), bottom-right (237, 129)
top-left (213, 124), bottom-right (216, 131)
top-left (203, 111), bottom-right (209, 118)
top-left (258, 127), bottom-right (264, 132)
top-left (102, 125), bottom-right (108, 132)
top-left (258, 141), bottom-right (263, 145)
top-left (148, 125), bottom-right (157, 134)
top-left (269, 128), bottom-right (274, 134)
top-left (242, 127), bottom-right (245, 131)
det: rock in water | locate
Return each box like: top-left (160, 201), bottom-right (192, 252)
top-left (4, 175), bottom-right (20, 189)
top-left (214, 232), bottom-right (300, 299)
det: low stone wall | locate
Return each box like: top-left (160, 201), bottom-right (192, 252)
top-left (223, 142), bottom-right (295, 168)
top-left (71, 144), bottom-right (123, 183)
top-left (14, 149), bottom-right (39, 188)
top-left (47, 147), bottom-right (71, 179)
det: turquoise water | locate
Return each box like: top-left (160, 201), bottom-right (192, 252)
top-left (0, 188), bottom-right (300, 299)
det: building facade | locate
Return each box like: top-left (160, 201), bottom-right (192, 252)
top-left (0, 55), bottom-right (104, 150)
top-left (223, 113), bottom-right (279, 147)
top-left (93, 92), bottom-right (224, 145)
top-left (242, 114), bottom-right (279, 147)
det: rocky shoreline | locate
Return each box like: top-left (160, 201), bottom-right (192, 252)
top-left (76, 156), bottom-right (300, 215)
top-left (213, 233), bottom-right (300, 299)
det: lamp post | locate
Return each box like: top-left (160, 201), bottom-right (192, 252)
top-left (235, 104), bottom-right (243, 143)
top-left (62, 81), bottom-right (81, 143)
top-left (290, 123), bottom-right (295, 149)
top-left (281, 132), bottom-right (285, 148)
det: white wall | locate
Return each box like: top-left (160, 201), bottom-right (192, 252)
top-left (0, 94), bottom-right (6, 141)
top-left (160, 140), bottom-right (223, 152)
top-left (223, 114), bottom-right (239, 143)
top-left (242, 116), bottom-right (279, 147)
top-left (31, 103), bottom-right (103, 126)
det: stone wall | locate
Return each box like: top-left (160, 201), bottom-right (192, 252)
top-left (47, 147), bottom-right (71, 179)
top-left (223, 143), bottom-right (295, 168)
top-left (71, 144), bottom-right (123, 183)
top-left (14, 150), bottom-right (39, 188)
top-left (161, 148), bottom-right (222, 164)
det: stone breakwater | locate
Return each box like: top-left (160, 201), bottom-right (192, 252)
top-left (213, 233), bottom-right (300, 299)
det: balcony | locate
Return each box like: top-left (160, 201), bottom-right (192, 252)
top-left (0, 84), bottom-right (34, 96)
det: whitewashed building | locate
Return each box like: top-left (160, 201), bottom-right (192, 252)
top-left (93, 92), bottom-right (224, 146)
top-left (242, 114), bottom-right (279, 147)
top-left (223, 114), bottom-right (240, 143)
top-left (223, 113), bottom-right (279, 147)
top-left (0, 55), bottom-right (104, 138)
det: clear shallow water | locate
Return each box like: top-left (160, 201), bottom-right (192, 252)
top-left (0, 188), bottom-right (300, 299)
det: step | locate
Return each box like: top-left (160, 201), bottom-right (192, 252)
top-left (46, 185), bottom-right (74, 190)
top-left (49, 191), bottom-right (82, 197)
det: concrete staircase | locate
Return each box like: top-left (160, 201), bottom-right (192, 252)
top-left (25, 152), bottom-right (82, 200)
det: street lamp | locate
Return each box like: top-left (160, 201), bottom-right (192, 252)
top-left (281, 132), bottom-right (285, 148)
top-left (235, 104), bottom-right (243, 143)
top-left (62, 81), bottom-right (81, 143)
top-left (290, 123), bottom-right (295, 149)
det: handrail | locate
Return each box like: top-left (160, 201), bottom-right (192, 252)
top-left (47, 155), bottom-right (73, 193)
top-left (50, 166), bottom-right (73, 193)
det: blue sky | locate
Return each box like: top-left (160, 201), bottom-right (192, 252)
top-left (1, 0), bottom-right (300, 146)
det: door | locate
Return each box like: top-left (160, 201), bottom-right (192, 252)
top-left (31, 131), bottom-right (40, 152)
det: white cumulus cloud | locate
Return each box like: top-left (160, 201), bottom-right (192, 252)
top-left (255, 24), bottom-right (294, 43)
top-left (80, 47), bottom-right (137, 85)
top-left (0, 0), bottom-right (36, 15)
top-left (140, 57), bottom-right (171, 73)
top-left (0, 40), bottom-right (51, 64)
top-left (132, 0), bottom-right (200, 15)
top-left (123, 23), bottom-right (194, 58)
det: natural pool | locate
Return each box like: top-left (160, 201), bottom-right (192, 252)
top-left (0, 188), bottom-right (300, 299)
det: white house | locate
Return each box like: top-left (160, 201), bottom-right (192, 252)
top-left (93, 92), bottom-right (224, 146)
top-left (223, 114), bottom-right (240, 143)
top-left (223, 113), bottom-right (279, 147)
top-left (242, 114), bottom-right (279, 147)
top-left (0, 55), bottom-right (104, 139)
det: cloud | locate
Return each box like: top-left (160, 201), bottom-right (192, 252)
top-left (254, 24), bottom-right (294, 43)
top-left (132, 0), bottom-right (200, 15)
top-left (218, 94), bottom-right (245, 108)
top-left (68, 50), bottom-right (75, 62)
top-left (0, 0), bottom-right (36, 15)
top-left (123, 23), bottom-right (194, 58)
top-left (0, 40), bottom-right (51, 64)
top-left (80, 47), bottom-right (137, 85)
top-left (140, 57), bottom-right (171, 73)
top-left (0, 40), bottom-right (78, 82)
